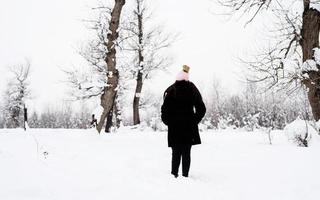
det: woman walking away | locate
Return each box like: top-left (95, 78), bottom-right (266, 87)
top-left (161, 65), bottom-right (206, 178)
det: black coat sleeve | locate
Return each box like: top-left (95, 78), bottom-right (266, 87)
top-left (192, 83), bottom-right (206, 124)
top-left (161, 91), bottom-right (170, 126)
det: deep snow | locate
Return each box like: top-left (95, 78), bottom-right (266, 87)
top-left (1, 128), bottom-right (320, 200)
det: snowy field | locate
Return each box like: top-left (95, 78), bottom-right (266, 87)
top-left (1, 128), bottom-right (320, 200)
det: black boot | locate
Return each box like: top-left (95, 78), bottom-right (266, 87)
top-left (171, 172), bottom-right (178, 178)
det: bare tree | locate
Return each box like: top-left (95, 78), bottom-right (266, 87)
top-left (218, 0), bottom-right (320, 120)
top-left (66, 0), bottom-right (126, 133)
top-left (95, 0), bottom-right (126, 133)
top-left (123, 0), bottom-right (175, 125)
top-left (205, 78), bottom-right (224, 128)
top-left (3, 60), bottom-right (31, 128)
top-left (67, 0), bottom-right (174, 129)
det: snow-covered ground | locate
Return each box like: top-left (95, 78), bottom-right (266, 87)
top-left (1, 128), bottom-right (320, 200)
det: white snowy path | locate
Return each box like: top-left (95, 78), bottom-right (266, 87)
top-left (0, 129), bottom-right (320, 200)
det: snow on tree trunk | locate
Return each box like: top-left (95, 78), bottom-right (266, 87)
top-left (114, 95), bottom-right (122, 128)
top-left (301, 5), bottom-right (320, 121)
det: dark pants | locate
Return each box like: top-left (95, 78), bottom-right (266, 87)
top-left (171, 145), bottom-right (192, 177)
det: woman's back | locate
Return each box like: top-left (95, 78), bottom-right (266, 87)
top-left (162, 79), bottom-right (206, 147)
top-left (168, 81), bottom-right (194, 118)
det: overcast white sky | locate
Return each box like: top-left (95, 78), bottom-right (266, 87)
top-left (0, 0), bottom-right (264, 112)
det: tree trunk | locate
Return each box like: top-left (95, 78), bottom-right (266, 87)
top-left (301, 6), bottom-right (320, 120)
top-left (105, 96), bottom-right (122, 132)
top-left (133, 71), bottom-right (143, 125)
top-left (96, 0), bottom-right (126, 133)
top-left (23, 106), bottom-right (27, 131)
top-left (133, 1), bottom-right (144, 125)
top-left (114, 95), bottom-right (121, 128)
top-left (105, 106), bottom-right (113, 133)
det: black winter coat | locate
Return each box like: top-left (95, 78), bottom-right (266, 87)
top-left (161, 80), bottom-right (206, 147)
